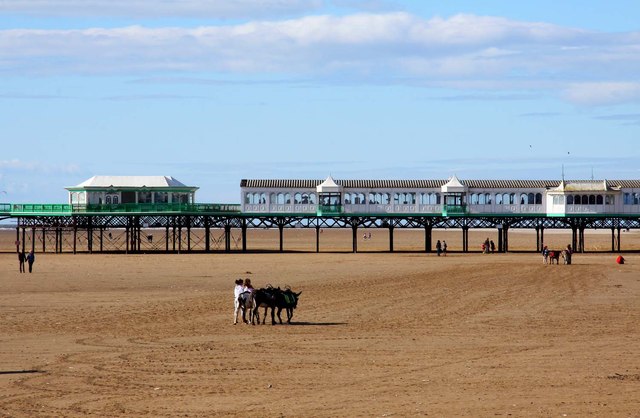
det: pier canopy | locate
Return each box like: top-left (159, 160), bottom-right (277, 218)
top-left (441, 175), bottom-right (468, 215)
top-left (66, 176), bottom-right (198, 206)
top-left (317, 175), bottom-right (343, 214)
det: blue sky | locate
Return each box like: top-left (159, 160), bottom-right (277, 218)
top-left (1, 0), bottom-right (639, 203)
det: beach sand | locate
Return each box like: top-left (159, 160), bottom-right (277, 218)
top-left (1, 229), bottom-right (639, 416)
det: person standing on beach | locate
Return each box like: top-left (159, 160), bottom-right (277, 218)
top-left (26, 250), bottom-right (35, 273)
top-left (436, 240), bottom-right (442, 256)
top-left (442, 240), bottom-right (448, 256)
top-left (18, 250), bottom-right (25, 273)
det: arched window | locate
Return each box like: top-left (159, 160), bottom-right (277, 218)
top-left (528, 193), bottom-right (535, 204)
top-left (309, 193), bottom-right (317, 204)
top-left (485, 193), bottom-right (492, 204)
top-left (509, 193), bottom-right (516, 204)
top-left (520, 193), bottom-right (527, 205)
top-left (567, 195), bottom-right (574, 205)
top-left (478, 193), bottom-right (486, 205)
top-left (277, 193), bottom-right (285, 204)
top-left (635, 193), bottom-right (640, 204)
top-left (369, 193), bottom-right (376, 204)
top-left (301, 193), bottom-right (309, 204)
top-left (471, 193), bottom-right (478, 205)
top-left (112, 196), bottom-right (119, 204)
top-left (596, 195), bottom-right (603, 205)
top-left (588, 195), bottom-right (596, 205)
top-left (496, 194), bottom-right (503, 205)
top-left (581, 195), bottom-right (588, 205)
top-left (435, 193), bottom-right (441, 204)
top-left (382, 193), bottom-right (390, 204)
top-left (535, 193), bottom-right (542, 204)
top-left (106, 196), bottom-right (112, 204)
top-left (344, 193), bottom-right (351, 205)
top-left (294, 193), bottom-right (302, 204)
top-left (502, 193), bottom-right (510, 205)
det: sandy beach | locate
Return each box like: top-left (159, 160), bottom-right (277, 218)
top-left (1, 229), bottom-right (639, 416)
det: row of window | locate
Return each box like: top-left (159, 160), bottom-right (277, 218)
top-left (471, 193), bottom-right (543, 205)
top-left (623, 193), bottom-right (640, 205)
top-left (552, 195), bottom-right (614, 205)
top-left (245, 191), bottom-right (640, 206)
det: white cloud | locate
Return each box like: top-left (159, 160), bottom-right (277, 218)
top-left (0, 12), bottom-right (639, 104)
top-left (563, 82), bottom-right (640, 106)
top-left (0, 0), bottom-right (323, 18)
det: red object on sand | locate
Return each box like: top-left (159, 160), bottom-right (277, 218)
top-left (616, 255), bottom-right (625, 264)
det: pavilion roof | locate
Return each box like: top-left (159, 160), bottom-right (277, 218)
top-left (67, 176), bottom-right (197, 190)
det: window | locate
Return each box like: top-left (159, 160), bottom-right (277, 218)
top-left (567, 195), bottom-right (574, 205)
top-left (294, 193), bottom-right (302, 204)
top-left (589, 195), bottom-right (596, 205)
top-left (535, 193), bottom-right (542, 204)
top-left (106, 196), bottom-right (111, 204)
top-left (596, 195), bottom-right (603, 205)
top-left (112, 196), bottom-right (119, 204)
top-left (496, 194), bottom-right (503, 205)
top-left (485, 193), bottom-right (492, 204)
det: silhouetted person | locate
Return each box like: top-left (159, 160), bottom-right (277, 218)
top-left (26, 251), bottom-right (35, 273)
top-left (18, 250), bottom-right (25, 273)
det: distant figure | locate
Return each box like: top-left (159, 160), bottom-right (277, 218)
top-left (616, 255), bottom-right (625, 265)
top-left (490, 240), bottom-right (496, 253)
top-left (233, 278), bottom-right (244, 324)
top-left (442, 240), bottom-right (448, 256)
top-left (26, 250), bottom-right (35, 273)
top-left (368, 232), bottom-right (372, 239)
top-left (542, 245), bottom-right (549, 264)
top-left (483, 238), bottom-right (490, 254)
top-left (564, 244), bottom-right (573, 265)
top-left (436, 240), bottom-right (442, 256)
top-left (18, 250), bottom-right (25, 273)
top-left (363, 233), bottom-right (367, 240)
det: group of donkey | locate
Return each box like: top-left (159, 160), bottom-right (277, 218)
top-left (545, 249), bottom-right (572, 265)
top-left (234, 285), bottom-right (302, 325)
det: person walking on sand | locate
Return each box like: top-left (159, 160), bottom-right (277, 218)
top-left (442, 240), bottom-right (448, 256)
top-left (26, 250), bottom-right (35, 273)
top-left (233, 278), bottom-right (244, 324)
top-left (436, 240), bottom-right (442, 256)
top-left (18, 250), bottom-right (25, 273)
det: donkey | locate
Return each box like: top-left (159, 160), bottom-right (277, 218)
top-left (548, 250), bottom-right (562, 265)
top-left (253, 287), bottom-right (279, 325)
top-left (276, 289), bottom-right (302, 324)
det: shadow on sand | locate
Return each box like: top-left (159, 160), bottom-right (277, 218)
top-left (288, 321), bottom-right (347, 326)
top-left (0, 369), bottom-right (45, 375)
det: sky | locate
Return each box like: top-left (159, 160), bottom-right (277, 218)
top-left (1, 0), bottom-right (640, 203)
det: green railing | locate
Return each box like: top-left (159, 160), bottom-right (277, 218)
top-left (317, 204), bottom-right (343, 215)
top-left (1, 202), bottom-right (241, 215)
top-left (8, 203), bottom-right (73, 214)
top-left (443, 204), bottom-right (467, 215)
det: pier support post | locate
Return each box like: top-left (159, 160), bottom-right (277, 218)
top-left (241, 218), bottom-right (247, 252)
top-left (278, 224), bottom-right (284, 253)
top-left (316, 225), bottom-right (320, 253)
top-left (424, 225), bottom-right (432, 253)
top-left (617, 226), bottom-right (621, 252)
top-left (352, 225), bottom-right (358, 253)
top-left (205, 217), bottom-right (210, 252)
top-left (389, 226), bottom-right (394, 253)
top-left (31, 227), bottom-right (36, 254)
